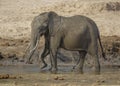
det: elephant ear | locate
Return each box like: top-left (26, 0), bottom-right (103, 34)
top-left (48, 11), bottom-right (61, 37)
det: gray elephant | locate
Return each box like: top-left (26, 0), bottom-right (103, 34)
top-left (26, 11), bottom-right (106, 74)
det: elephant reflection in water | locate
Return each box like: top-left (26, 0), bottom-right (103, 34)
top-left (25, 11), bottom-right (106, 74)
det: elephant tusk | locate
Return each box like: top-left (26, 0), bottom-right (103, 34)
top-left (25, 43), bottom-right (31, 53)
top-left (30, 40), bottom-right (39, 53)
top-left (23, 42), bottom-right (31, 59)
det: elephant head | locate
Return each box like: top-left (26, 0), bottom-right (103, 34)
top-left (25, 11), bottom-right (60, 63)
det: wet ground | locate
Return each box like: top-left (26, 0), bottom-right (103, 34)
top-left (0, 36), bottom-right (120, 86)
top-left (0, 64), bottom-right (120, 86)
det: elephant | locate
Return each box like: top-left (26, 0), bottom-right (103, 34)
top-left (26, 11), bottom-right (106, 74)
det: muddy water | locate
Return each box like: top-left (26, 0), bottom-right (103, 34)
top-left (0, 62), bottom-right (120, 86)
top-left (0, 65), bottom-right (40, 74)
top-left (0, 64), bottom-right (119, 74)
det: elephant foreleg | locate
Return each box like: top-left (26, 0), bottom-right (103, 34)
top-left (49, 36), bottom-right (61, 74)
top-left (40, 48), bottom-right (50, 69)
top-left (40, 34), bottom-right (50, 69)
top-left (72, 56), bottom-right (80, 69)
top-left (50, 48), bottom-right (58, 73)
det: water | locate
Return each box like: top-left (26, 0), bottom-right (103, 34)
top-left (0, 64), bottom-right (119, 74)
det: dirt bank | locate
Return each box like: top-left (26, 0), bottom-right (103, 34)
top-left (0, 0), bottom-right (120, 39)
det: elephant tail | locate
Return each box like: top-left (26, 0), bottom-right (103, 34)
top-left (98, 34), bottom-right (107, 60)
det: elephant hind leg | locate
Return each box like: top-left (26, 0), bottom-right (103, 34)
top-left (89, 47), bottom-right (100, 74)
top-left (74, 51), bottom-right (87, 74)
top-left (92, 53), bottom-right (100, 75)
top-left (88, 42), bottom-right (100, 74)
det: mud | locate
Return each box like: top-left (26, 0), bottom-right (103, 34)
top-left (0, 36), bottom-right (120, 86)
top-left (0, 65), bottom-right (119, 86)
top-left (0, 74), bottom-right (22, 79)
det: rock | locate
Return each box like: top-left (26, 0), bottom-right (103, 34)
top-left (54, 76), bottom-right (65, 80)
top-left (0, 74), bottom-right (9, 79)
top-left (54, 76), bottom-right (59, 80)
top-left (0, 74), bottom-right (22, 79)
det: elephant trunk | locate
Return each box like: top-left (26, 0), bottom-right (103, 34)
top-left (25, 32), bottom-right (40, 63)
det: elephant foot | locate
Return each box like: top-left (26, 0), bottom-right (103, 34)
top-left (48, 67), bottom-right (52, 71)
top-left (73, 68), bottom-right (83, 74)
top-left (94, 71), bottom-right (100, 75)
top-left (50, 68), bottom-right (58, 74)
top-left (26, 60), bottom-right (33, 64)
top-left (74, 70), bottom-right (83, 74)
top-left (94, 67), bottom-right (100, 75)
top-left (41, 64), bottom-right (47, 69)
top-left (72, 66), bottom-right (76, 70)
